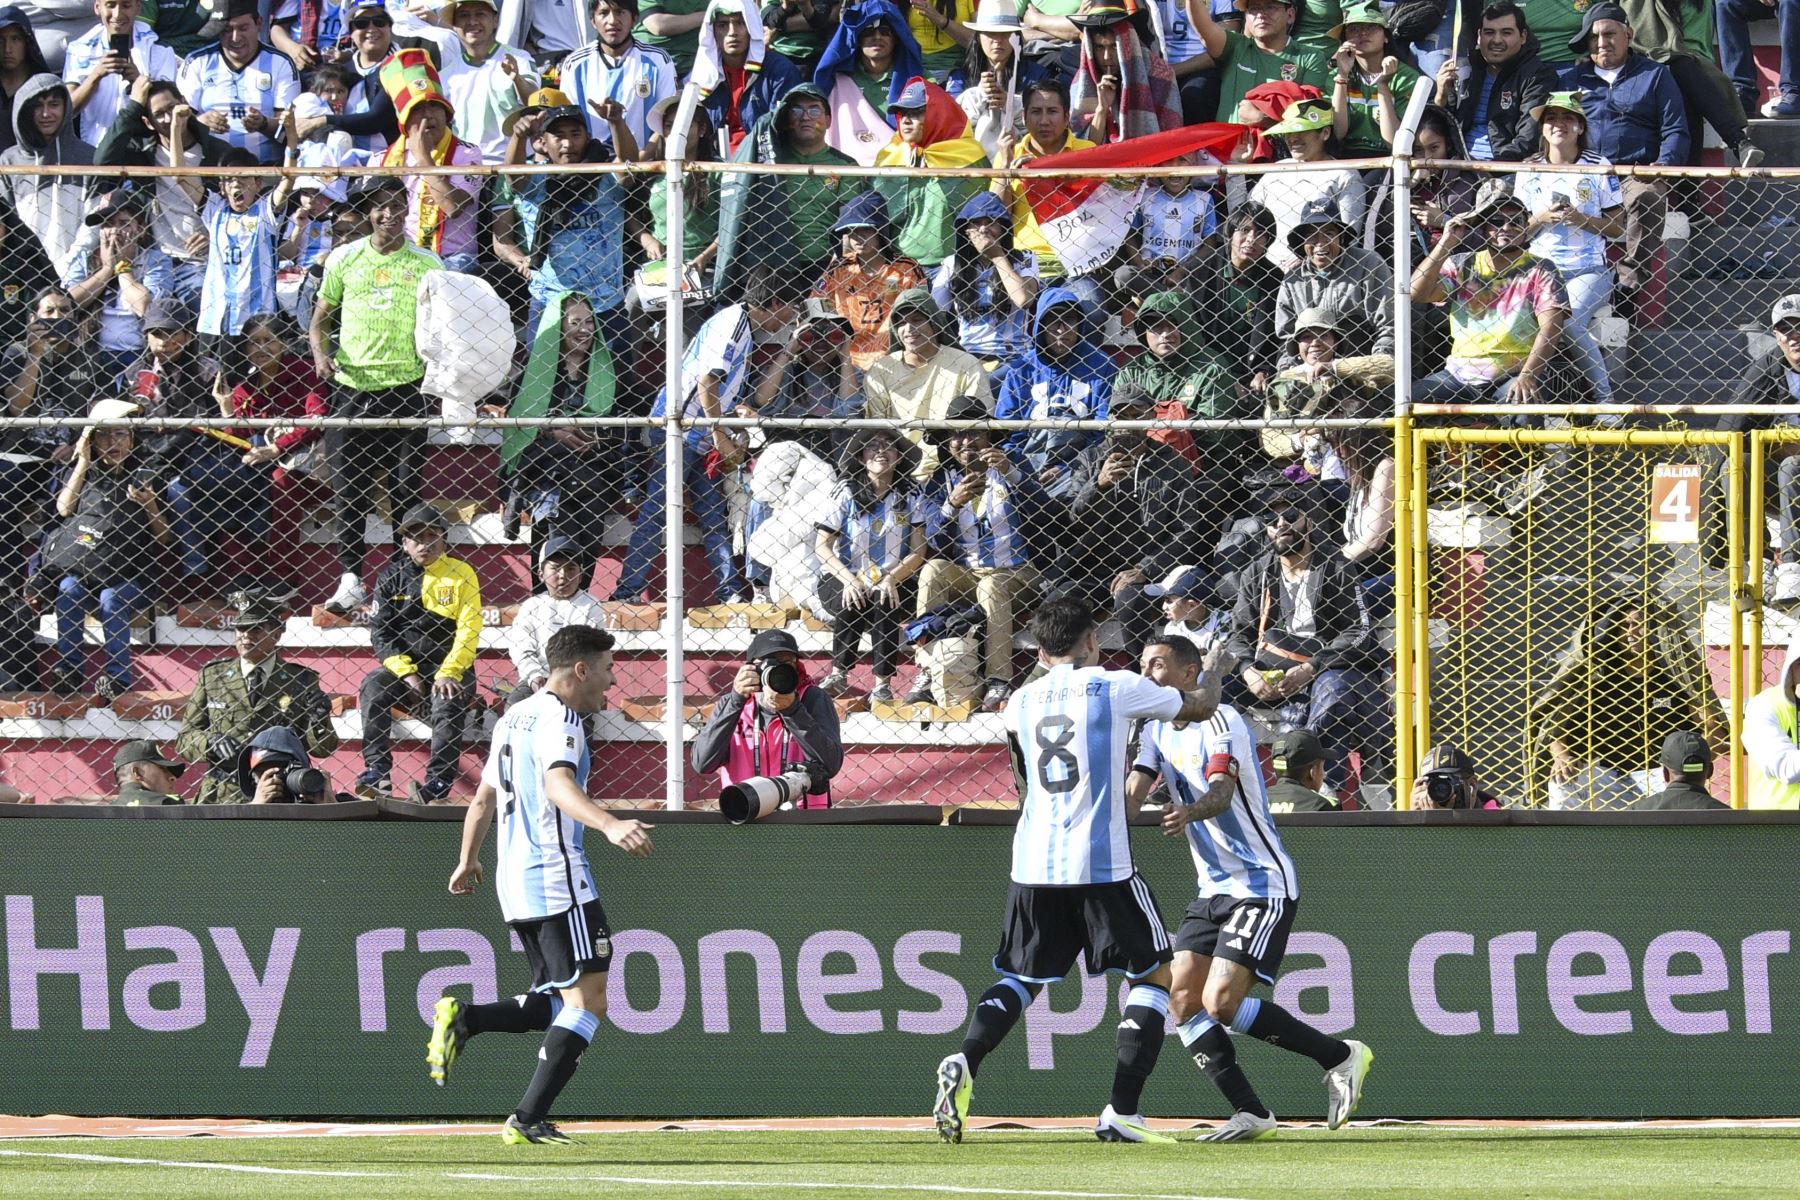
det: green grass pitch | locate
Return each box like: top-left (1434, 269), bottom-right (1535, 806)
top-left (4, 1128), bottom-right (1800, 1199)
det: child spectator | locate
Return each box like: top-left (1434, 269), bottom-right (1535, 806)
top-left (1146, 564), bottom-right (1227, 654)
top-left (930, 191), bottom-right (1038, 373)
top-left (198, 148), bottom-right (290, 340)
top-left (812, 189), bottom-right (928, 371)
top-left (1112, 156), bottom-right (1218, 303)
top-left (176, 0), bottom-right (300, 165)
top-left (289, 90), bottom-right (360, 174)
top-left (29, 412), bottom-right (172, 700)
top-left (61, 185), bottom-right (173, 382)
top-left (815, 428), bottom-right (928, 700)
top-left (0, 73), bottom-right (94, 269)
top-left (63, 0), bottom-right (179, 146)
top-left (506, 536), bottom-right (607, 709)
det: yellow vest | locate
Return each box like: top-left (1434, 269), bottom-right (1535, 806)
top-left (1748, 686), bottom-right (1800, 810)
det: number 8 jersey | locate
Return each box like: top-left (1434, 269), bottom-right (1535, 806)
top-left (483, 689), bottom-right (595, 924)
top-left (1004, 664), bottom-right (1185, 886)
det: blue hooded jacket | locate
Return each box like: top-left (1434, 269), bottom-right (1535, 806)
top-left (812, 1), bottom-right (925, 111)
top-left (994, 287), bottom-right (1116, 498)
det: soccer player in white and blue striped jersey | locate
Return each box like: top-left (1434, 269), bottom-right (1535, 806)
top-left (933, 596), bottom-right (1222, 1146)
top-left (429, 625), bottom-right (655, 1146)
top-left (1131, 633), bottom-right (1373, 1142)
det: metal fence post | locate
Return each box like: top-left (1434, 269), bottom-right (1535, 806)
top-left (1391, 155), bottom-right (1417, 807)
top-left (661, 84), bottom-right (702, 811)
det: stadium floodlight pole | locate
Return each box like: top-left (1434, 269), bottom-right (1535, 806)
top-left (660, 80), bottom-right (703, 812)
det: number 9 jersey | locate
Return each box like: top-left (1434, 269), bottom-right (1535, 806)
top-left (483, 690), bottom-right (596, 924)
top-left (1004, 664), bottom-right (1185, 886)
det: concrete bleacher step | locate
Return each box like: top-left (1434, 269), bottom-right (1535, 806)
top-left (1620, 328), bottom-right (1770, 380)
top-left (1659, 274), bottom-right (1800, 331)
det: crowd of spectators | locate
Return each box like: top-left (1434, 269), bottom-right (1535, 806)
top-left (0, 0), bottom-right (1789, 809)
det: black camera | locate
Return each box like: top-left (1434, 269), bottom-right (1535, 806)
top-left (760, 660), bottom-right (800, 696)
top-left (1422, 770), bottom-right (1470, 809)
top-left (255, 758), bottom-right (328, 803)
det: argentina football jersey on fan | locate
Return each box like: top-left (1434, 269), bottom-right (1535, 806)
top-left (176, 43), bottom-right (300, 164)
top-left (1136, 704), bottom-right (1298, 901)
top-left (483, 688), bottom-right (595, 923)
top-left (1005, 663), bottom-right (1185, 886)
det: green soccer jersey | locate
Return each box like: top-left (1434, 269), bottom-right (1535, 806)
top-left (635, 0), bottom-right (710, 77)
top-left (1340, 62), bottom-right (1422, 156)
top-left (318, 238), bottom-right (443, 393)
top-left (1214, 30), bottom-right (1332, 123)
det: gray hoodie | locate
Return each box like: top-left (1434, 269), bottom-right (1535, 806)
top-left (0, 71), bottom-right (93, 268)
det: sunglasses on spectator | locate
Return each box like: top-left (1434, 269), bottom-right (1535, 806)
top-left (1263, 509), bottom-right (1307, 526)
top-left (1486, 210), bottom-right (1526, 228)
top-left (350, 16), bottom-right (392, 28)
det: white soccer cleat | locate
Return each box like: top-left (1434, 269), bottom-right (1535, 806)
top-left (1197, 1109), bottom-right (1278, 1142)
top-left (1094, 1105), bottom-right (1175, 1144)
top-left (1324, 1040), bottom-right (1374, 1130)
top-left (325, 572), bottom-right (366, 614)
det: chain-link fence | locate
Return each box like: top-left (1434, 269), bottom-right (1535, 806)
top-left (2, 151), bottom-right (1798, 811)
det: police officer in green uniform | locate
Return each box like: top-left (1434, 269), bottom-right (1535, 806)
top-left (176, 587), bottom-right (340, 805)
top-left (112, 740), bottom-right (187, 805)
top-left (1266, 728), bottom-right (1341, 812)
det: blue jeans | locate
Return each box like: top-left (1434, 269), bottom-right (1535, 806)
top-left (1562, 268), bottom-right (1615, 403)
top-left (1718, 0), bottom-right (1800, 99)
top-left (55, 576), bottom-right (145, 683)
top-left (166, 442), bottom-right (271, 575)
top-left (615, 436), bottom-right (745, 602)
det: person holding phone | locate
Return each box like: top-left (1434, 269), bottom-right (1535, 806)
top-left (1514, 89), bottom-right (1625, 407)
top-left (63, 0), bottom-right (179, 146)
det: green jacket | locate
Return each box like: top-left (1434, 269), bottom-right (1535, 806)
top-left (1114, 291), bottom-right (1243, 422)
top-left (113, 782), bottom-right (182, 806)
top-left (176, 657), bottom-right (340, 805)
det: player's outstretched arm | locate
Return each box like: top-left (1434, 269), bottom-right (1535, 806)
top-left (544, 766), bottom-right (655, 858)
top-left (449, 783), bottom-right (496, 894)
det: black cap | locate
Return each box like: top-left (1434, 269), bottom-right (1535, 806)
top-left (1569, 2), bottom-right (1629, 52)
top-left (1660, 729), bottom-right (1713, 775)
top-left (1420, 742), bottom-right (1475, 775)
top-left (746, 629), bottom-right (801, 662)
top-left (350, 174), bottom-right (408, 209)
top-left (141, 297), bottom-right (195, 333)
top-left (1270, 729), bottom-right (1326, 773)
top-left (114, 740), bottom-right (186, 776)
top-left (85, 184), bottom-right (152, 227)
top-left (395, 503), bottom-right (448, 533)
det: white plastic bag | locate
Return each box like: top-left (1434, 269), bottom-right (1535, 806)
top-left (415, 270), bottom-right (517, 443)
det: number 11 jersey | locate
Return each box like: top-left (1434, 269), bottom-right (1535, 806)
top-left (483, 689), bottom-right (595, 924)
top-left (1004, 664), bottom-right (1185, 886)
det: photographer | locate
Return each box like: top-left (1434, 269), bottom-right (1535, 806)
top-left (1410, 742), bottom-right (1503, 810)
top-left (234, 726), bottom-right (334, 804)
top-left (692, 629), bottom-right (842, 810)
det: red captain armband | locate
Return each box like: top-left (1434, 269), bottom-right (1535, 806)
top-left (1205, 753), bottom-right (1239, 782)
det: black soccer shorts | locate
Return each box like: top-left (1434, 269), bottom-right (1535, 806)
top-left (512, 897), bottom-right (614, 993)
top-left (1174, 895), bottom-right (1298, 985)
top-left (993, 873), bottom-right (1174, 983)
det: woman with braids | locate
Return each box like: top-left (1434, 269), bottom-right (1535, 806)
top-left (1529, 593), bottom-right (1727, 809)
top-left (929, 191), bottom-right (1038, 381)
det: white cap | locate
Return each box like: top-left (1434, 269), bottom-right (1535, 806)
top-left (1773, 294), bottom-right (1800, 326)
